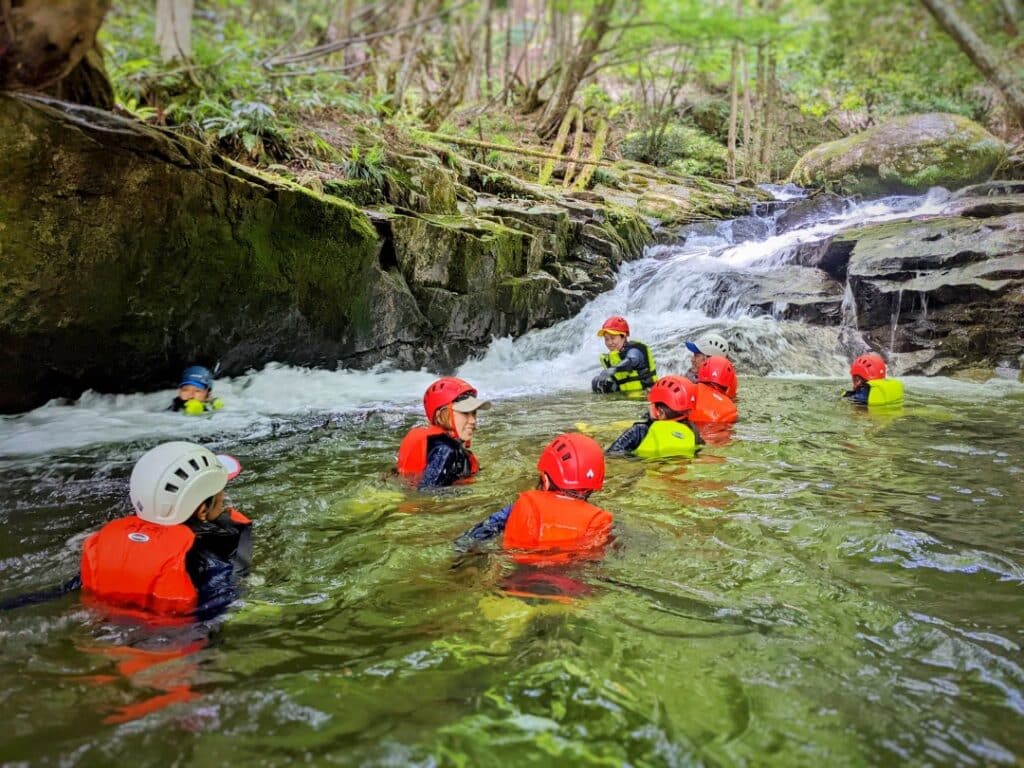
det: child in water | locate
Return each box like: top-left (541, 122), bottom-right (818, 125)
top-left (397, 377), bottom-right (491, 488)
top-left (844, 353), bottom-right (904, 406)
top-left (684, 333), bottom-right (730, 383)
top-left (169, 365), bottom-right (224, 414)
top-left (456, 433), bottom-right (612, 562)
top-left (80, 442), bottom-right (251, 616)
top-left (607, 376), bottom-right (704, 458)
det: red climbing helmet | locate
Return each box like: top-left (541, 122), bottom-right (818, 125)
top-left (850, 353), bottom-right (887, 381)
top-left (698, 356), bottom-right (738, 399)
top-left (537, 433), bottom-right (605, 492)
top-left (648, 375), bottom-right (698, 414)
top-left (423, 377), bottom-right (478, 422)
top-left (597, 316), bottom-right (630, 337)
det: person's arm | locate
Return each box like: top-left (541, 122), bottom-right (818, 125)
top-left (611, 346), bottom-right (646, 373)
top-left (843, 388), bottom-right (869, 405)
top-left (606, 421), bottom-right (650, 454)
top-left (455, 505), bottom-right (512, 551)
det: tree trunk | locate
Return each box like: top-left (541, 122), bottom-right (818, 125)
top-left (155, 0), bottom-right (193, 63)
top-left (0, 0), bottom-right (111, 91)
top-left (535, 0), bottom-right (615, 137)
top-left (726, 34), bottom-right (740, 178)
top-left (919, 0), bottom-right (1024, 125)
top-left (997, 0), bottom-right (1020, 35)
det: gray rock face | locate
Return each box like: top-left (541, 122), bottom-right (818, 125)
top-left (819, 201), bottom-right (1024, 374)
top-left (775, 193), bottom-right (847, 233)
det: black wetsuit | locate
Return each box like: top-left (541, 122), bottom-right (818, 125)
top-left (421, 434), bottom-right (476, 489)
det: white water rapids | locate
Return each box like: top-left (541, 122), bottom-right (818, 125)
top-left (2, 185), bottom-right (1012, 458)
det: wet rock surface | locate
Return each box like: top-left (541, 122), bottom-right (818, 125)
top-left (816, 192), bottom-right (1024, 374)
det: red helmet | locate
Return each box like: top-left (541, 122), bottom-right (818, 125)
top-left (537, 433), bottom-right (605, 492)
top-left (597, 316), bottom-right (630, 337)
top-left (851, 353), bottom-right (887, 381)
top-left (423, 377), bottom-right (477, 422)
top-left (648, 376), bottom-right (697, 414)
top-left (698, 356), bottom-right (738, 399)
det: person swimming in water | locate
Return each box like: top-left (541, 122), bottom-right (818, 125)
top-left (456, 433), bottom-right (612, 565)
top-left (169, 365), bottom-right (225, 415)
top-left (606, 376), bottom-right (704, 458)
top-left (844, 353), bottom-right (904, 406)
top-left (683, 333), bottom-right (730, 384)
top-left (591, 316), bottom-right (658, 394)
top-left (396, 377), bottom-right (491, 488)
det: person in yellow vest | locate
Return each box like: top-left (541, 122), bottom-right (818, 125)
top-left (591, 316), bottom-right (658, 394)
top-left (606, 376), bottom-right (704, 458)
top-left (844, 353), bottom-right (904, 406)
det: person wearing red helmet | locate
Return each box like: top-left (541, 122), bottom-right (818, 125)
top-left (592, 316), bottom-right (659, 394)
top-left (689, 356), bottom-right (740, 425)
top-left (455, 433), bottom-right (613, 563)
top-left (844, 353), bottom-right (904, 406)
top-left (606, 375), bottom-right (704, 457)
top-left (397, 377), bottom-right (492, 488)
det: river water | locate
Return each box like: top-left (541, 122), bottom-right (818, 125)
top-left (1, 190), bottom-right (1022, 766)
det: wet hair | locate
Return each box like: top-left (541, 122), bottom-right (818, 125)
top-left (537, 474), bottom-right (592, 501)
top-left (654, 404), bottom-right (689, 421)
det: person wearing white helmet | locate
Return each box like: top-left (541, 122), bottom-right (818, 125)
top-left (80, 441), bottom-right (251, 616)
top-left (683, 333), bottom-right (730, 384)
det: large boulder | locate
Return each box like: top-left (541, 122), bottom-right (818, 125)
top-left (789, 113), bottom-right (1007, 197)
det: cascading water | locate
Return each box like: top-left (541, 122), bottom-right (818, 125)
top-left (0, 187), bottom-right (955, 457)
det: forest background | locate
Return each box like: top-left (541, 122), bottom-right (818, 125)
top-left (94, 0), bottom-right (1022, 195)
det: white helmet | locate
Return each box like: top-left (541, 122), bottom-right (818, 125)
top-left (130, 442), bottom-right (228, 526)
top-left (689, 333), bottom-right (730, 359)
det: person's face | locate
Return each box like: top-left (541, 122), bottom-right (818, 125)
top-left (852, 375), bottom-right (866, 390)
top-left (691, 352), bottom-right (708, 372)
top-left (648, 403), bottom-right (661, 421)
top-left (453, 409), bottom-right (478, 442)
top-left (199, 490), bottom-right (226, 522)
top-left (603, 334), bottom-right (626, 353)
top-left (178, 384), bottom-right (209, 401)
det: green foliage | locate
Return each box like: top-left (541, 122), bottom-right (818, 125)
top-left (621, 124), bottom-right (727, 177)
top-left (342, 146), bottom-right (386, 186)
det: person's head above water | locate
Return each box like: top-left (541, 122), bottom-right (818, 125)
top-left (130, 441), bottom-right (241, 526)
top-left (536, 432), bottom-right (605, 500)
top-left (685, 333), bottom-right (729, 373)
top-left (850, 353), bottom-right (887, 390)
top-left (596, 316), bottom-right (630, 353)
top-left (423, 377), bottom-right (491, 445)
top-left (647, 375), bottom-right (697, 421)
top-left (698, 356), bottom-right (738, 399)
top-left (178, 365), bottom-right (214, 402)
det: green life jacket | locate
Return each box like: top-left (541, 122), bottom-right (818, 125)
top-left (599, 340), bottom-right (658, 392)
top-left (866, 379), bottom-right (903, 407)
top-left (634, 419), bottom-right (698, 459)
top-left (183, 397), bottom-right (225, 415)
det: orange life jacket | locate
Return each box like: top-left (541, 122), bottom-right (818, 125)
top-left (80, 509), bottom-right (252, 617)
top-left (690, 382), bottom-right (738, 424)
top-left (503, 490), bottom-right (613, 565)
top-left (81, 517), bottom-right (198, 616)
top-left (396, 425), bottom-right (479, 476)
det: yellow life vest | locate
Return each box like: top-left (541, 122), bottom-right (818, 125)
top-left (599, 340), bottom-right (659, 392)
top-left (866, 379), bottom-right (903, 407)
top-left (634, 419), bottom-right (698, 458)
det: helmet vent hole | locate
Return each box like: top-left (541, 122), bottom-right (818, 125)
top-left (561, 452), bottom-right (571, 461)
top-left (175, 468), bottom-right (189, 480)
top-left (164, 482), bottom-right (179, 492)
top-left (202, 455), bottom-right (209, 466)
top-left (189, 459), bottom-right (200, 471)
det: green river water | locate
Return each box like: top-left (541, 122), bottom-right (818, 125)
top-left (1, 376), bottom-right (1022, 766)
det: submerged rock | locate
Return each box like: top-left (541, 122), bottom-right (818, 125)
top-left (789, 113), bottom-right (1007, 197)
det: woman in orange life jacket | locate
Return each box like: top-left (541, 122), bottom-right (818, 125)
top-left (455, 433), bottom-right (613, 564)
top-left (606, 376), bottom-right (705, 457)
top-left (690, 356), bottom-right (739, 424)
top-left (79, 442), bottom-right (251, 618)
top-left (397, 377), bottom-right (492, 489)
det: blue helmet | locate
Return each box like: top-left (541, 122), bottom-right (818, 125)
top-left (179, 365), bottom-right (214, 391)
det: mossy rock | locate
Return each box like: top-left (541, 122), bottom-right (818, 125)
top-left (0, 93), bottom-right (434, 412)
top-left (789, 113), bottom-right (1007, 197)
